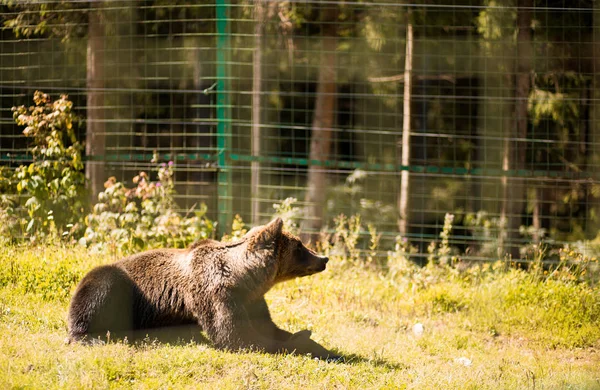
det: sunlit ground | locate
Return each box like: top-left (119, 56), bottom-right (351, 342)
top-left (1, 245), bottom-right (599, 389)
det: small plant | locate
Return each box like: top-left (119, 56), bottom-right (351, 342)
top-left (366, 223), bottom-right (382, 267)
top-left (464, 210), bottom-right (504, 259)
top-left (386, 235), bottom-right (418, 280)
top-left (427, 213), bottom-right (459, 266)
top-left (316, 230), bottom-right (333, 258)
top-left (222, 214), bottom-right (248, 242)
top-left (0, 167), bottom-right (21, 242)
top-left (81, 154), bottom-right (214, 255)
top-left (4, 91), bottom-right (86, 242)
top-left (331, 214), bottom-right (362, 264)
top-left (438, 213), bottom-right (455, 265)
top-left (272, 197), bottom-right (301, 235)
top-left (547, 245), bottom-right (599, 285)
top-left (519, 224), bottom-right (548, 260)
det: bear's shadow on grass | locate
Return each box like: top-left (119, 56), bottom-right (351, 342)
top-left (84, 326), bottom-right (404, 369)
top-left (328, 351), bottom-right (407, 370)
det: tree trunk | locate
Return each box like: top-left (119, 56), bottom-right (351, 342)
top-left (251, 0), bottom-right (266, 225)
top-left (531, 185), bottom-right (544, 243)
top-left (303, 7), bottom-right (337, 235)
top-left (587, 3), bottom-right (600, 238)
top-left (502, 2), bottom-right (532, 259)
top-left (85, 8), bottom-right (106, 201)
top-left (397, 13), bottom-right (413, 236)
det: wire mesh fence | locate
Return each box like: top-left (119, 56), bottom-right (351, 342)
top-left (1, 1), bottom-right (599, 262)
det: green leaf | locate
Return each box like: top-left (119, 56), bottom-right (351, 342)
top-left (24, 197), bottom-right (39, 209)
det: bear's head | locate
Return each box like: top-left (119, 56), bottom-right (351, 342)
top-left (247, 218), bottom-right (329, 282)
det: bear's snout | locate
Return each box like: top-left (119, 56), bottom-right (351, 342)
top-left (290, 242), bottom-right (330, 278)
top-left (310, 255), bottom-right (328, 273)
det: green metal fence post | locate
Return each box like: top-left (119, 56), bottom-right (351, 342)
top-left (216, 0), bottom-right (232, 236)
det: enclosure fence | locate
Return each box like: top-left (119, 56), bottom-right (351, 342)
top-left (1, 1), bottom-right (600, 262)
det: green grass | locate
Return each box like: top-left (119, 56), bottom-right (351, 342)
top-left (1, 245), bottom-right (600, 389)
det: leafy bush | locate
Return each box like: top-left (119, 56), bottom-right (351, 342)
top-left (1, 91), bottom-right (86, 242)
top-left (81, 155), bottom-right (214, 255)
top-left (221, 214), bottom-right (248, 242)
top-left (272, 197), bottom-right (301, 235)
top-left (0, 166), bottom-right (21, 241)
top-left (386, 235), bottom-right (418, 280)
top-left (531, 245), bottom-right (600, 286)
top-left (329, 214), bottom-right (363, 264)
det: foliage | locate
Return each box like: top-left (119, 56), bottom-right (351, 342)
top-left (221, 214), bottom-right (248, 242)
top-left (1, 92), bottom-right (218, 250)
top-left (272, 197), bottom-right (301, 235)
top-left (365, 223), bottom-right (381, 267)
top-left (426, 213), bottom-right (459, 266)
top-left (528, 244), bottom-right (600, 287)
top-left (1, 0), bottom-right (597, 265)
top-left (386, 235), bottom-right (418, 281)
top-left (476, 0), bottom-right (516, 54)
top-left (573, 233), bottom-right (600, 267)
top-left (528, 87), bottom-right (579, 128)
top-left (0, 167), bottom-right (20, 242)
top-left (329, 214), bottom-right (363, 264)
top-left (327, 169), bottom-right (396, 227)
top-left (3, 91), bottom-right (86, 242)
top-left (0, 0), bottom-right (88, 41)
top-left (463, 211), bottom-right (505, 259)
top-left (81, 154), bottom-right (214, 255)
top-left (322, 213), bottom-right (386, 268)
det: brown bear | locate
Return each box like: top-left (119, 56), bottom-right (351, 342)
top-left (67, 218), bottom-right (337, 358)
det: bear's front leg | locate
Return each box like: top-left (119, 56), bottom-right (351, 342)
top-left (203, 299), bottom-right (285, 354)
top-left (242, 298), bottom-right (339, 360)
top-left (245, 297), bottom-right (296, 342)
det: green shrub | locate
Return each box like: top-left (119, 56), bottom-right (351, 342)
top-left (272, 197), bottom-right (301, 235)
top-left (331, 214), bottom-right (363, 264)
top-left (0, 166), bottom-right (22, 242)
top-left (221, 214), bottom-right (248, 242)
top-left (1, 91), bottom-right (86, 242)
top-left (81, 154), bottom-right (214, 255)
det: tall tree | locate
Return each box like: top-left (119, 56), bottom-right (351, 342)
top-left (397, 10), bottom-right (413, 236)
top-left (476, 0), bottom-right (516, 250)
top-left (85, 5), bottom-right (106, 201)
top-left (502, 0), bottom-right (533, 259)
top-left (251, 0), bottom-right (266, 225)
top-left (588, 2), bottom-right (600, 237)
top-left (303, 5), bottom-right (338, 234)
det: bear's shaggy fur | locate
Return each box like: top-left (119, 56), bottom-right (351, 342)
top-left (67, 218), bottom-right (336, 358)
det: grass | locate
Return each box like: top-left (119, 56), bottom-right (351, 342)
top-left (1, 245), bottom-right (600, 389)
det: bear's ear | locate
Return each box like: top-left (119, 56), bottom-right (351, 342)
top-left (248, 218), bottom-right (283, 251)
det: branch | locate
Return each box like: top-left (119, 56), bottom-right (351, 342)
top-left (368, 74), bottom-right (461, 84)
